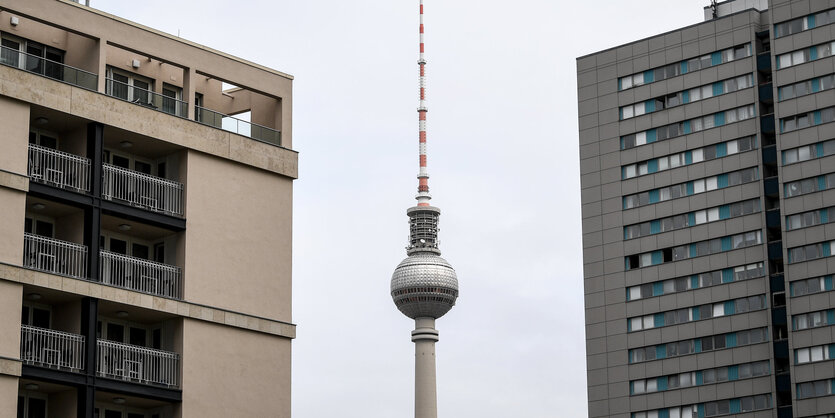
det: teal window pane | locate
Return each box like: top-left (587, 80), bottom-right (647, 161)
top-left (691, 275), bottom-right (699, 289)
top-left (654, 313), bottom-right (665, 327)
top-left (659, 409), bottom-right (670, 418)
top-left (809, 14), bottom-right (816, 28)
top-left (689, 243), bottom-right (698, 258)
top-left (686, 182), bottom-right (695, 195)
top-left (650, 220), bottom-right (661, 234)
top-left (651, 251), bottom-right (663, 265)
top-left (719, 205), bottom-right (731, 219)
top-left (681, 61), bottom-right (688, 74)
top-left (823, 241), bottom-right (831, 257)
top-left (646, 100), bottom-right (656, 113)
top-left (658, 376), bottom-right (668, 391)
top-left (692, 307), bottom-right (700, 321)
top-left (713, 82), bottom-right (724, 96)
top-left (685, 151), bottom-right (693, 164)
top-left (811, 46), bottom-right (818, 61)
top-left (721, 237), bottom-right (732, 251)
top-left (729, 399), bottom-right (741, 413)
top-left (812, 78), bottom-right (821, 93)
top-left (830, 344), bottom-right (835, 360)
top-left (815, 110), bottom-right (822, 125)
top-left (683, 120), bottom-right (692, 134)
top-left (698, 404), bottom-right (705, 418)
top-left (649, 189), bottom-right (660, 203)
top-left (618, 78), bottom-right (622, 90)
top-left (726, 333), bottom-right (738, 348)
top-left (629, 381), bottom-right (634, 394)
top-left (828, 310), bottom-right (835, 325)
top-left (620, 108), bottom-right (624, 120)
top-left (711, 51), bottom-right (721, 65)
top-left (696, 371), bottom-right (703, 385)
top-left (725, 300), bottom-right (736, 315)
top-left (826, 275), bottom-right (833, 291)
top-left (722, 269), bottom-right (734, 283)
top-left (688, 212), bottom-right (696, 226)
top-left (656, 345), bottom-right (667, 359)
top-left (715, 112), bottom-right (726, 126)
top-left (717, 174), bottom-right (729, 188)
top-left (647, 129), bottom-right (657, 143)
top-left (653, 282), bottom-right (664, 296)
top-left (647, 159), bottom-right (659, 173)
top-left (817, 143), bottom-right (825, 157)
top-left (778, 88), bottom-right (783, 101)
top-left (728, 365), bottom-right (739, 381)
top-left (716, 142), bottom-right (727, 157)
top-left (644, 70), bottom-right (654, 83)
top-left (682, 90), bottom-right (690, 103)
top-left (695, 338), bottom-right (702, 353)
top-left (819, 176), bottom-right (827, 191)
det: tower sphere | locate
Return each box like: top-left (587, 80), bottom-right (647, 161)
top-left (390, 253), bottom-right (458, 319)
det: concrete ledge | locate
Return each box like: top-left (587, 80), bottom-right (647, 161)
top-left (0, 263), bottom-right (296, 339)
top-left (0, 169), bottom-right (28, 192)
top-left (0, 65), bottom-right (298, 179)
top-left (0, 356), bottom-right (22, 377)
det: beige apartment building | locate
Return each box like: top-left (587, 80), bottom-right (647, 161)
top-left (0, 1), bottom-right (297, 417)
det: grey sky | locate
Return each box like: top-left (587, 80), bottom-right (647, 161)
top-left (90, 0), bottom-right (711, 416)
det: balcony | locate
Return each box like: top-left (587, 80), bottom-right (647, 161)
top-left (0, 45), bottom-right (97, 90)
top-left (105, 78), bottom-right (188, 118)
top-left (102, 163), bottom-right (184, 217)
top-left (20, 325), bottom-right (85, 372)
top-left (23, 233), bottom-right (88, 279)
top-left (196, 106), bottom-right (281, 146)
top-left (28, 144), bottom-right (91, 193)
top-left (96, 339), bottom-right (179, 388)
top-left (100, 250), bottom-right (181, 299)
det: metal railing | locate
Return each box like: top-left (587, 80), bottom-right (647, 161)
top-left (102, 163), bottom-right (184, 217)
top-left (195, 106), bottom-right (282, 146)
top-left (28, 144), bottom-right (91, 192)
top-left (105, 78), bottom-right (188, 118)
top-left (97, 339), bottom-right (179, 388)
top-left (23, 233), bottom-right (88, 279)
top-left (100, 250), bottom-right (182, 299)
top-left (0, 45), bottom-right (97, 90)
top-left (20, 325), bottom-right (85, 372)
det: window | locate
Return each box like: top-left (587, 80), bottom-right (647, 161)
top-left (106, 67), bottom-right (155, 106)
top-left (0, 33), bottom-right (64, 80)
top-left (17, 393), bottom-right (47, 418)
top-left (161, 83), bottom-right (183, 116)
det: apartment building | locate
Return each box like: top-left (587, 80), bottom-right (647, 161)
top-left (0, 1), bottom-right (297, 417)
top-left (578, 0), bottom-right (835, 417)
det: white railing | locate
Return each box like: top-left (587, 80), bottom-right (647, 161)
top-left (100, 250), bottom-right (182, 299)
top-left (20, 325), bottom-right (85, 372)
top-left (28, 144), bottom-right (91, 192)
top-left (23, 233), bottom-right (88, 279)
top-left (102, 163), bottom-right (184, 217)
top-left (97, 339), bottom-right (179, 388)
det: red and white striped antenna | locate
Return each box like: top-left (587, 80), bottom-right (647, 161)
top-left (416, 0), bottom-right (431, 207)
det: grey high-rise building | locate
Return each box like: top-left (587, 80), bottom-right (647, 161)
top-left (578, 0), bottom-right (835, 417)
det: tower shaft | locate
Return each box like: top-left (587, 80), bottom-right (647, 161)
top-left (417, 0), bottom-right (430, 207)
top-left (412, 317), bottom-right (439, 418)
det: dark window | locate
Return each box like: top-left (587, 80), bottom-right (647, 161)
top-left (129, 327), bottom-right (146, 347)
top-left (28, 398), bottom-right (46, 418)
top-left (132, 243), bottom-right (149, 260)
top-left (35, 220), bottom-right (53, 238)
top-left (32, 308), bottom-right (49, 328)
top-left (106, 323), bottom-right (124, 342)
top-left (111, 154), bottom-right (130, 169)
top-left (134, 161), bottom-right (152, 174)
top-left (109, 238), bottom-right (127, 255)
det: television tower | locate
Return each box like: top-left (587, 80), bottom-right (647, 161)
top-left (390, 1), bottom-right (459, 418)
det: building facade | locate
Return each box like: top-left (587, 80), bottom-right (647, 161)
top-left (0, 1), bottom-right (297, 417)
top-left (578, 0), bottom-right (835, 417)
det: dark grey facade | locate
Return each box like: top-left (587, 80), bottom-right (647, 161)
top-left (578, 1), bottom-right (835, 417)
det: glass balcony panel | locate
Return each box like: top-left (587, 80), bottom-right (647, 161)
top-left (0, 45), bottom-right (97, 90)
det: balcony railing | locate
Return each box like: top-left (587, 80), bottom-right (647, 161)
top-left (97, 339), bottom-right (179, 388)
top-left (21, 325), bottom-right (85, 372)
top-left (105, 78), bottom-right (188, 118)
top-left (0, 45), bottom-right (97, 90)
top-left (28, 144), bottom-right (91, 192)
top-left (23, 233), bottom-right (88, 279)
top-left (195, 106), bottom-right (282, 147)
top-left (100, 250), bottom-right (182, 299)
top-left (102, 163), bottom-right (184, 217)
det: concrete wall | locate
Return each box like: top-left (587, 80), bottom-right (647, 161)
top-left (0, 376), bottom-right (19, 418)
top-left (183, 151), bottom-right (292, 321)
top-left (180, 319), bottom-right (291, 418)
top-left (0, 281), bottom-right (22, 358)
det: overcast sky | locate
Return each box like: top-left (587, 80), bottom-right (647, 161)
top-left (91, 0), bottom-right (712, 416)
